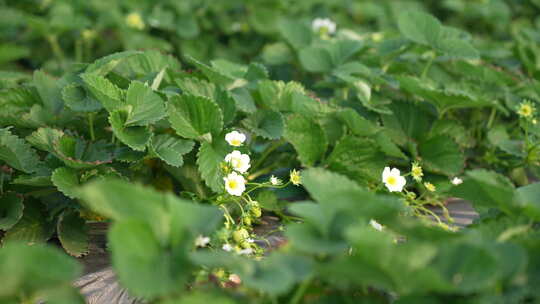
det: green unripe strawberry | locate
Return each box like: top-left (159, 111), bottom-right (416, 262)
top-left (250, 202), bottom-right (262, 218)
top-left (233, 228), bottom-right (249, 243)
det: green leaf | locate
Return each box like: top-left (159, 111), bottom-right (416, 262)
top-left (335, 108), bottom-right (379, 136)
top-left (114, 50), bottom-right (181, 79)
top-left (214, 89), bottom-right (237, 126)
top-left (0, 87), bottom-right (43, 128)
top-left (299, 47), bottom-right (334, 73)
top-left (0, 44), bottom-right (30, 64)
top-left (53, 135), bottom-right (113, 168)
top-left (242, 109), bottom-right (284, 140)
top-left (61, 83), bottom-right (102, 112)
top-left (515, 183), bottom-right (540, 220)
top-left (2, 202), bottom-right (51, 245)
top-left (159, 292), bottom-right (237, 304)
top-left (258, 80), bottom-right (305, 111)
top-left (397, 76), bottom-right (493, 113)
top-left (197, 138), bottom-right (229, 193)
top-left (326, 136), bottom-right (386, 183)
top-left (11, 175), bottom-right (52, 187)
top-left (381, 102), bottom-right (433, 146)
top-left (0, 192), bottom-right (24, 230)
top-left (0, 127), bottom-right (41, 173)
top-left (25, 127), bottom-right (64, 153)
top-left (0, 242), bottom-right (83, 303)
top-left (150, 135), bottom-right (195, 167)
top-left (436, 38), bottom-right (479, 60)
top-left (168, 94), bottom-right (223, 140)
top-left (85, 50), bottom-right (141, 75)
top-left (124, 81), bottom-right (166, 126)
top-left (398, 11), bottom-right (442, 46)
top-left (51, 167), bottom-right (80, 199)
top-left (231, 87), bottom-right (257, 113)
top-left (109, 109), bottom-right (152, 151)
top-left (299, 40), bottom-right (362, 73)
top-left (176, 14), bottom-right (199, 38)
top-left (108, 220), bottom-right (192, 299)
top-left (375, 132), bottom-right (408, 160)
top-left (185, 55), bottom-right (235, 87)
top-left (327, 40), bottom-right (363, 67)
top-left (78, 179), bottom-right (167, 222)
top-left (284, 114), bottom-right (327, 166)
top-left (256, 191), bottom-right (281, 212)
top-left (81, 73), bottom-right (125, 112)
top-left (418, 135), bottom-right (464, 176)
top-left (433, 243), bottom-right (499, 292)
top-left (78, 179), bottom-right (223, 240)
top-left (33, 70), bottom-right (63, 115)
top-left (397, 11), bottom-right (478, 60)
top-left (278, 19), bottom-right (312, 50)
top-left (57, 210), bottom-right (89, 257)
top-left (290, 92), bottom-right (327, 117)
top-left (211, 59), bottom-right (247, 79)
top-left (450, 170), bottom-right (517, 214)
top-left (487, 125), bottom-right (524, 157)
top-left (176, 77), bottom-right (216, 98)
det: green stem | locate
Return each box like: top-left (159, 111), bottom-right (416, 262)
top-left (524, 120), bottom-right (530, 155)
top-left (75, 39), bottom-right (83, 63)
top-left (46, 35), bottom-right (65, 69)
top-left (251, 140), bottom-right (284, 172)
top-left (0, 171), bottom-right (4, 195)
top-left (248, 165), bottom-right (277, 181)
top-left (486, 107), bottom-right (497, 130)
top-left (88, 113), bottom-right (95, 141)
top-left (421, 53), bottom-right (436, 79)
top-left (289, 277), bottom-right (312, 304)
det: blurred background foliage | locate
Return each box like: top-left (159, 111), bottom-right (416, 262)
top-left (1, 0), bottom-right (539, 75)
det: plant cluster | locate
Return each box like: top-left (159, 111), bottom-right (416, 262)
top-left (1, 1), bottom-right (540, 303)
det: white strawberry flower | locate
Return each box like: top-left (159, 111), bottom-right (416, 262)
top-left (382, 167), bottom-right (406, 192)
top-left (222, 244), bottom-right (233, 252)
top-left (225, 150), bottom-right (251, 173)
top-left (238, 248), bottom-right (253, 255)
top-left (228, 274), bottom-right (241, 284)
top-left (269, 175), bottom-right (281, 185)
top-left (451, 177), bottom-right (463, 185)
top-left (312, 18), bottom-right (336, 35)
top-left (195, 235), bottom-right (210, 247)
top-left (225, 131), bottom-right (246, 147)
top-left (369, 219), bottom-right (383, 231)
top-left (224, 172), bottom-right (246, 196)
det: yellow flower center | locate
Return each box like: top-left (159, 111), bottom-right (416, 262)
top-left (228, 180), bottom-right (238, 189)
top-left (230, 139), bottom-right (241, 146)
top-left (412, 167), bottom-right (422, 177)
top-left (231, 158), bottom-right (240, 168)
top-left (519, 105), bottom-right (532, 117)
top-left (126, 13), bottom-right (145, 30)
top-left (386, 176), bottom-right (397, 186)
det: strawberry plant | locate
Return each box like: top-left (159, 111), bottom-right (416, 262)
top-left (1, 1), bottom-right (540, 303)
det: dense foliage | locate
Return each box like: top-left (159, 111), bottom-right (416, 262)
top-left (1, 0), bottom-right (540, 303)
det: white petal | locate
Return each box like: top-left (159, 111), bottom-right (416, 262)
top-left (382, 167), bottom-right (391, 181)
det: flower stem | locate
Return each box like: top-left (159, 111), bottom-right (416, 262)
top-left (46, 35), bottom-right (65, 69)
top-left (0, 171), bottom-right (4, 195)
top-left (289, 277), bottom-right (312, 304)
top-left (251, 140), bottom-right (284, 172)
top-left (88, 113), bottom-right (95, 141)
top-left (421, 53), bottom-right (436, 79)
